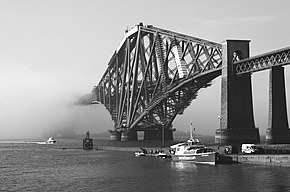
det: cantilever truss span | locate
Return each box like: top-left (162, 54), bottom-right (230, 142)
top-left (92, 24), bottom-right (222, 133)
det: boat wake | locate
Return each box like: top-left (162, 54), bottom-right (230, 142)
top-left (26, 141), bottom-right (48, 145)
top-left (0, 137), bottom-right (56, 145)
top-left (0, 141), bottom-right (47, 144)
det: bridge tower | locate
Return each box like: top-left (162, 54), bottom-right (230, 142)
top-left (215, 40), bottom-right (260, 144)
top-left (266, 66), bottom-right (290, 144)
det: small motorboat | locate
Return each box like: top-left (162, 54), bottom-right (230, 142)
top-left (134, 148), bottom-right (148, 157)
top-left (46, 137), bottom-right (56, 144)
top-left (156, 151), bottom-right (171, 159)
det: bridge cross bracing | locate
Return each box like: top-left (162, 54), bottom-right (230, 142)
top-left (92, 23), bottom-right (223, 138)
top-left (92, 23), bottom-right (290, 143)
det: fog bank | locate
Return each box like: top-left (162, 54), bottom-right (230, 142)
top-left (0, 63), bottom-right (112, 140)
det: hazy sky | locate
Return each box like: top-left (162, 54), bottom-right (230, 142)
top-left (1, 0), bottom-right (290, 139)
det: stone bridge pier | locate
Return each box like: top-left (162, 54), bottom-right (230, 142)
top-left (215, 40), bottom-right (260, 144)
top-left (266, 66), bottom-right (290, 144)
top-left (109, 127), bottom-right (173, 141)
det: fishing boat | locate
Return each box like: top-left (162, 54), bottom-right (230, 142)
top-left (170, 124), bottom-right (216, 165)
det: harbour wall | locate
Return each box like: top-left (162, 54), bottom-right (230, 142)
top-left (100, 146), bottom-right (141, 152)
top-left (219, 154), bottom-right (290, 167)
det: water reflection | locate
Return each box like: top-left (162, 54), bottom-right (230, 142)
top-left (215, 165), bottom-right (290, 192)
top-left (247, 166), bottom-right (290, 192)
top-left (2, 141), bottom-right (290, 192)
top-left (170, 161), bottom-right (198, 171)
top-left (170, 162), bottom-right (290, 192)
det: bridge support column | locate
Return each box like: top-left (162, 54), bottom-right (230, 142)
top-left (121, 130), bottom-right (137, 141)
top-left (266, 66), bottom-right (290, 144)
top-left (144, 129), bottom-right (173, 141)
top-left (109, 131), bottom-right (121, 141)
top-left (215, 40), bottom-right (260, 145)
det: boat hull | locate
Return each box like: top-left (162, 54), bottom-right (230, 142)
top-left (135, 152), bottom-right (146, 157)
top-left (171, 153), bottom-right (216, 165)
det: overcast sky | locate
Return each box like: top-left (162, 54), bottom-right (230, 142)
top-left (1, 0), bottom-right (290, 139)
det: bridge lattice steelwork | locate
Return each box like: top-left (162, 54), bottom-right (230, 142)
top-left (234, 46), bottom-right (290, 75)
top-left (92, 23), bottom-right (222, 132)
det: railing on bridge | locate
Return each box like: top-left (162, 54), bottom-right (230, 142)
top-left (234, 46), bottom-right (290, 75)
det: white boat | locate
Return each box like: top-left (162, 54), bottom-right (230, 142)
top-left (170, 124), bottom-right (216, 165)
top-left (155, 151), bottom-right (171, 159)
top-left (135, 151), bottom-right (146, 157)
top-left (46, 137), bottom-right (56, 144)
top-left (134, 148), bottom-right (148, 157)
top-left (134, 148), bottom-right (171, 158)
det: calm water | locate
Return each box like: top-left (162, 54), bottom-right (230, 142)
top-left (1, 139), bottom-right (290, 192)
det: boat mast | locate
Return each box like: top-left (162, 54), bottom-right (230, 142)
top-left (189, 123), bottom-right (194, 140)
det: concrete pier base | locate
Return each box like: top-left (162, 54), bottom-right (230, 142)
top-left (215, 128), bottom-right (260, 144)
top-left (109, 131), bottom-right (121, 141)
top-left (215, 40), bottom-right (260, 145)
top-left (144, 130), bottom-right (158, 140)
top-left (121, 130), bottom-right (137, 141)
top-left (266, 129), bottom-right (290, 144)
top-left (144, 130), bottom-right (173, 141)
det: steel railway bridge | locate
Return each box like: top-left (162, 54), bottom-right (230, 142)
top-left (91, 23), bottom-right (290, 144)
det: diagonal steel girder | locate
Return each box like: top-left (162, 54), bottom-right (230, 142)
top-left (92, 23), bottom-right (222, 132)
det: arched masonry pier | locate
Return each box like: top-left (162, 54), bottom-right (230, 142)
top-left (266, 66), bottom-right (290, 144)
top-left (215, 40), bottom-right (260, 144)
